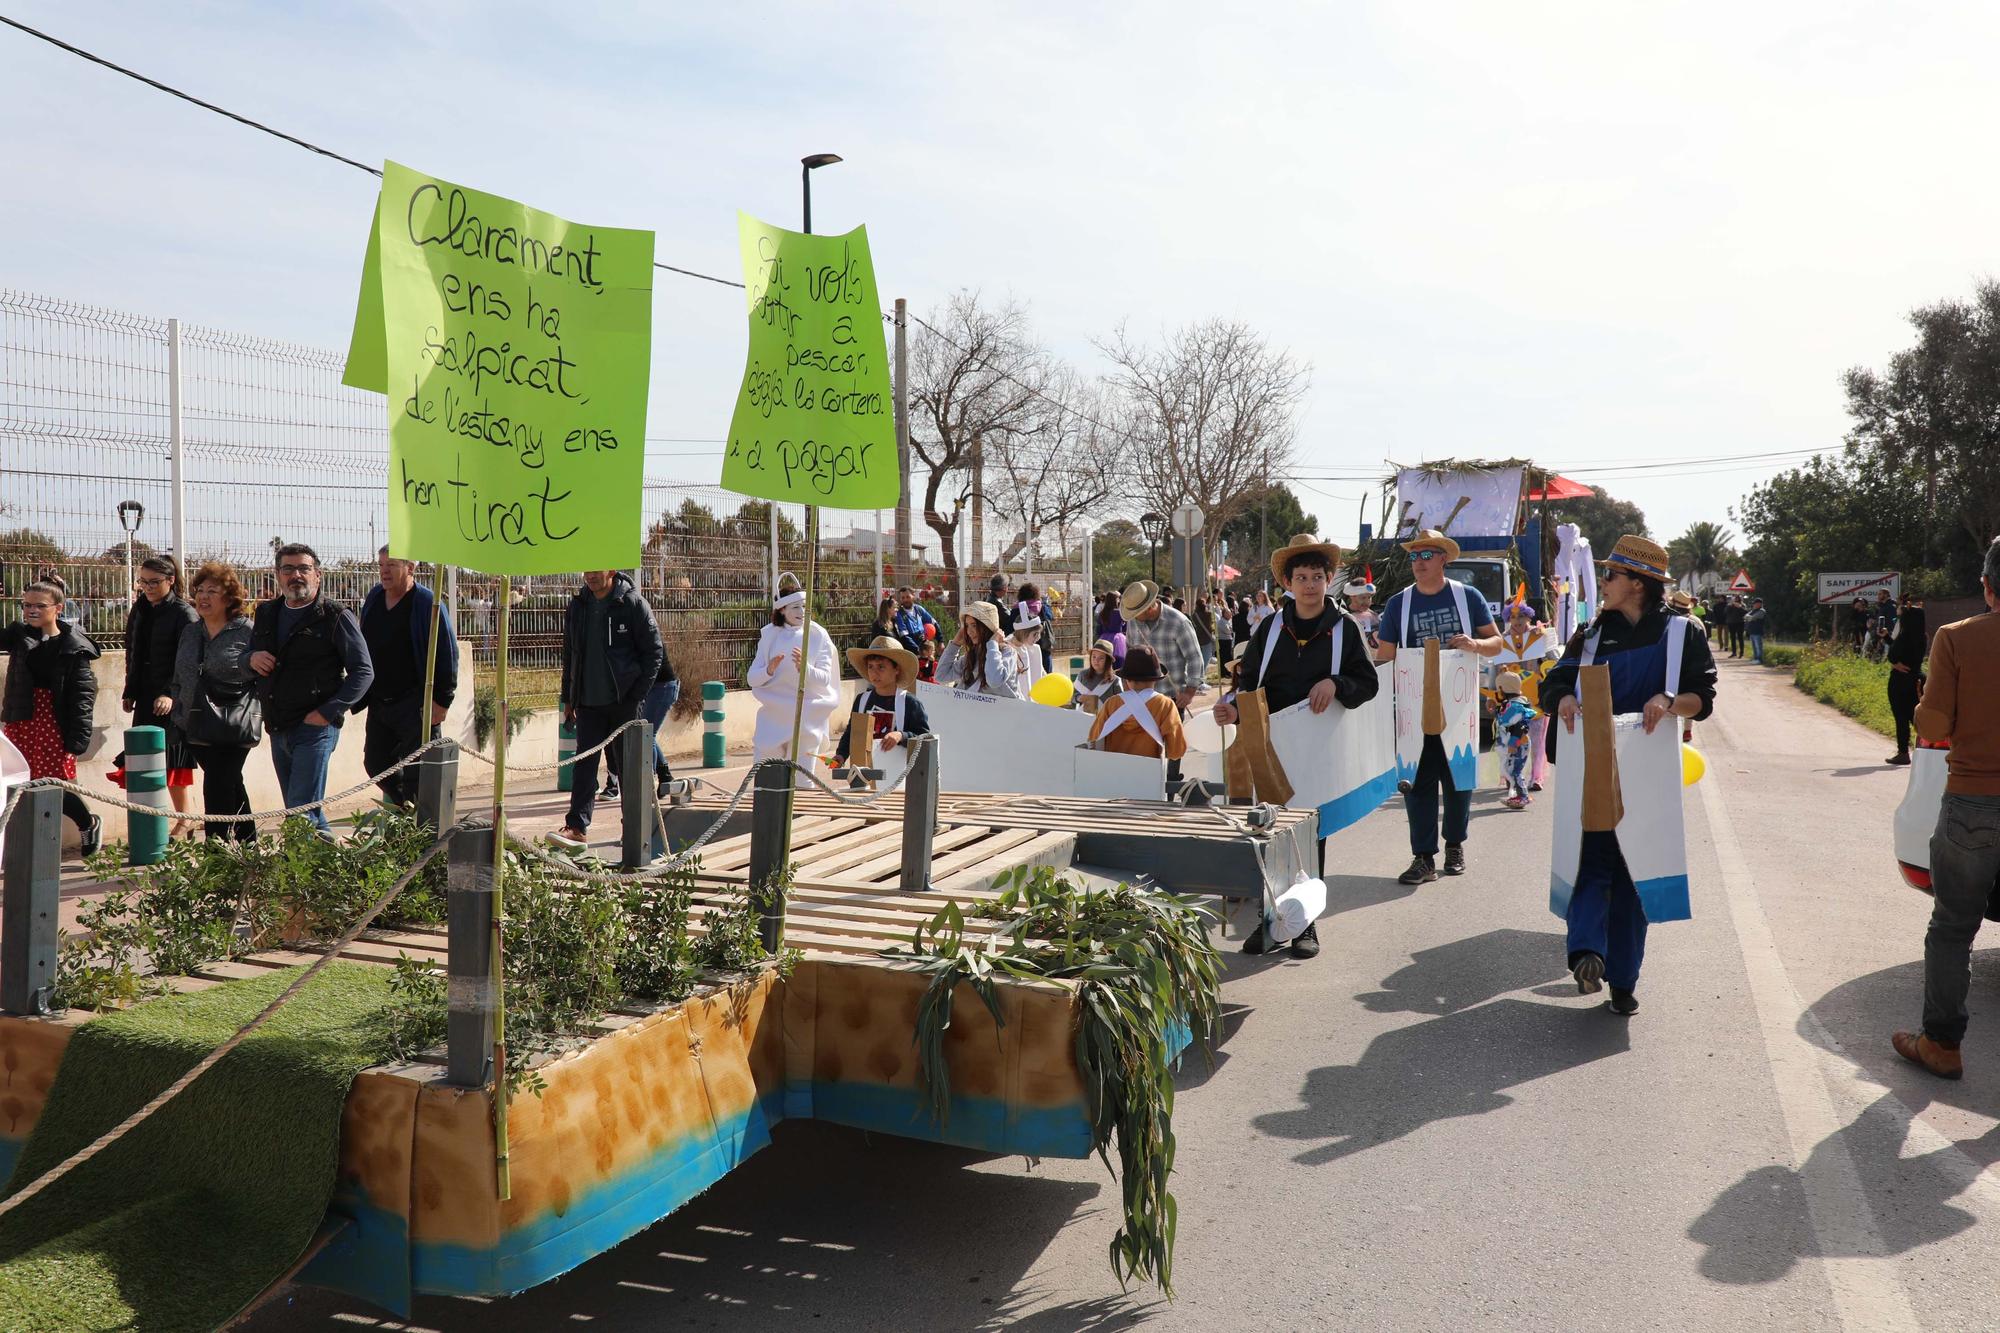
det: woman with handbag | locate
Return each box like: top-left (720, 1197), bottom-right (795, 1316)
top-left (172, 562), bottom-right (262, 842)
top-left (2, 575), bottom-right (104, 859)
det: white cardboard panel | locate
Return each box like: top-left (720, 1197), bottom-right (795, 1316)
top-left (1073, 745), bottom-right (1167, 801)
top-left (914, 681), bottom-right (1093, 797)
top-left (1392, 649), bottom-right (1480, 782)
top-left (1549, 713), bottom-right (1689, 921)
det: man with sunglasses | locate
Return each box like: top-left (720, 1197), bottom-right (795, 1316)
top-left (249, 543), bottom-right (373, 835)
top-left (1376, 529), bottom-right (1503, 883)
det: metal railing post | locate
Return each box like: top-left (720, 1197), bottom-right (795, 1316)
top-left (416, 738), bottom-right (459, 834)
top-left (899, 735), bottom-right (939, 896)
top-left (446, 822), bottom-right (498, 1087)
top-left (619, 722), bottom-right (663, 869)
top-left (2, 789), bottom-right (63, 1015)
top-left (746, 759), bottom-right (792, 953)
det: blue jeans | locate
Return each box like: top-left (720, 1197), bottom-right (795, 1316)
top-left (270, 721), bottom-right (341, 833)
top-left (1922, 794), bottom-right (2000, 1045)
top-left (643, 680), bottom-right (681, 775)
top-left (1749, 633), bottom-right (1764, 664)
top-left (1404, 735), bottom-right (1471, 855)
top-left (1566, 831), bottom-right (1648, 991)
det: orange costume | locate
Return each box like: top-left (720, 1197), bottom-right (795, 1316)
top-left (1085, 689), bottom-right (1187, 760)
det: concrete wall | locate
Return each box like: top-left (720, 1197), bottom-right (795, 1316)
top-left (5, 649), bottom-right (861, 845)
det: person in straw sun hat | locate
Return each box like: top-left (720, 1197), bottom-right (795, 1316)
top-left (1211, 534), bottom-right (1380, 960)
top-left (1120, 578), bottom-right (1205, 711)
top-left (1375, 527), bottom-right (1503, 886)
top-left (833, 635), bottom-right (931, 767)
top-left (937, 599), bottom-right (1022, 700)
top-left (1538, 532), bottom-right (1717, 1017)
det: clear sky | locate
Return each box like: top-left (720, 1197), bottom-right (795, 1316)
top-left (6, 0), bottom-right (1996, 550)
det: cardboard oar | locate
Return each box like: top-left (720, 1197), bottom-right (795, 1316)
top-left (1579, 663), bottom-right (1623, 831)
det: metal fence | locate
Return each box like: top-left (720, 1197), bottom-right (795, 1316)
top-left (2, 290), bottom-right (1094, 703)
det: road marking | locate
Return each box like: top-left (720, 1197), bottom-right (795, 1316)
top-left (1696, 731), bottom-right (1920, 1331)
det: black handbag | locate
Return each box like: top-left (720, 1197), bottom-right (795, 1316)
top-left (186, 637), bottom-right (263, 747)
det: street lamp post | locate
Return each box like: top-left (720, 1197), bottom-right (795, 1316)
top-left (1139, 511), bottom-right (1166, 584)
top-left (115, 501), bottom-right (145, 605)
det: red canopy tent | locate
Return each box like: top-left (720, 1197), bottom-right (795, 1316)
top-left (1526, 473), bottom-right (1593, 502)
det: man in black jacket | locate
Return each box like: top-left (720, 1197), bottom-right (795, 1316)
top-left (356, 548), bottom-right (459, 808)
top-left (552, 570), bottom-right (664, 848)
top-left (1211, 535), bottom-right (1381, 959)
top-left (249, 544), bottom-right (373, 834)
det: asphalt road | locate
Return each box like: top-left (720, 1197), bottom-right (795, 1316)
top-left (247, 654), bottom-right (2000, 1331)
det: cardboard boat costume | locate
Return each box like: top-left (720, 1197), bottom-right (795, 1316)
top-left (833, 636), bottom-right (932, 771)
top-left (1541, 573), bottom-right (1717, 995)
top-left (746, 589), bottom-right (841, 764)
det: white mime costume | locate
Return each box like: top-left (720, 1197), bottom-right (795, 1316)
top-left (746, 588), bottom-right (841, 764)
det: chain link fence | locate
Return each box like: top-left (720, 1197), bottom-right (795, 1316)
top-left (3, 289), bottom-right (1093, 704)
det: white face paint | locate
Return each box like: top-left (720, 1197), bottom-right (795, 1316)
top-left (781, 601), bottom-right (805, 628)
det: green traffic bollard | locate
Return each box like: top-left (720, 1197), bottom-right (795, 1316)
top-left (124, 724), bottom-right (169, 865)
top-left (701, 680), bottom-right (726, 769)
top-left (556, 721), bottom-right (577, 793)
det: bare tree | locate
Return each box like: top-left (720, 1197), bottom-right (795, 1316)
top-left (908, 292), bottom-right (1052, 580)
top-left (986, 370), bottom-right (1126, 570)
top-left (1098, 319), bottom-right (1310, 563)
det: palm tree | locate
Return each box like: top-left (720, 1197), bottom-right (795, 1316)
top-left (1669, 521), bottom-right (1735, 591)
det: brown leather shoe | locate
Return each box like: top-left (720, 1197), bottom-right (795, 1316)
top-left (1891, 1030), bottom-right (1963, 1080)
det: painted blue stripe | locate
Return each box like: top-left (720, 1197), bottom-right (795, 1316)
top-left (1394, 745), bottom-right (1477, 790)
top-left (1549, 871), bottom-right (1691, 923)
top-left (299, 1182), bottom-right (412, 1316)
top-left (410, 1090), bottom-right (785, 1298)
top-left (1315, 767), bottom-right (1399, 838)
top-left (800, 1081), bottom-right (1094, 1160)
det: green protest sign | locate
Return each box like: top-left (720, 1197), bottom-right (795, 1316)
top-left (342, 161), bottom-right (654, 575)
top-left (721, 214), bottom-right (897, 508)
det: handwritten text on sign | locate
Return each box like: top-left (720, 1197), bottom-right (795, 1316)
top-left (722, 215), bottom-right (897, 508)
top-left (343, 162), bottom-right (654, 575)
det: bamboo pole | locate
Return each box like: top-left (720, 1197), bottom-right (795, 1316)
top-left (419, 561), bottom-right (444, 786)
top-left (774, 504), bottom-right (821, 949)
top-left (490, 575), bottom-right (512, 1200)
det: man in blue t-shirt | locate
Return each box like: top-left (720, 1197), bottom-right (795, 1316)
top-left (1375, 528), bottom-right (1503, 884)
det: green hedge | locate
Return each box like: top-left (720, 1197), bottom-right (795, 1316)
top-left (1792, 652), bottom-right (1894, 738)
top-left (1762, 645), bottom-right (1803, 669)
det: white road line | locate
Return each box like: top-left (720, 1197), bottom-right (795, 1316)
top-left (1696, 728), bottom-right (1920, 1331)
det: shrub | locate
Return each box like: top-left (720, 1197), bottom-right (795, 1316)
top-left (1762, 645), bottom-right (1803, 669)
top-left (1794, 652), bottom-right (1895, 738)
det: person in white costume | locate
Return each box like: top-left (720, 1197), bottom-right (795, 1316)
top-left (746, 581), bottom-right (841, 765)
top-left (1552, 522), bottom-right (1597, 644)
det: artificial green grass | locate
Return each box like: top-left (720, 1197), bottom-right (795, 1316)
top-left (1792, 652), bottom-right (1895, 739)
top-left (0, 964), bottom-right (399, 1332)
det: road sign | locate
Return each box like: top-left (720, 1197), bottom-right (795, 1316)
top-left (1727, 569), bottom-right (1755, 592)
top-left (1816, 571), bottom-right (1900, 605)
top-left (1170, 504), bottom-right (1204, 539)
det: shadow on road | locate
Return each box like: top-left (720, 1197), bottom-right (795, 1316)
top-left (1176, 1002), bottom-right (1254, 1091)
top-left (1688, 951), bottom-right (2000, 1283)
top-left (1252, 997), bottom-right (1630, 1165)
top-left (247, 1121), bottom-right (1117, 1332)
top-left (1354, 928), bottom-right (1569, 1016)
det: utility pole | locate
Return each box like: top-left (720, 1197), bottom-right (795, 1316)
top-left (893, 297), bottom-right (911, 572)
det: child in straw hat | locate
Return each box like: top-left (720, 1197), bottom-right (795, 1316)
top-left (834, 636), bottom-right (932, 766)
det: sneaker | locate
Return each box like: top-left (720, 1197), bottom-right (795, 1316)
top-left (1573, 952), bottom-right (1605, 995)
top-left (548, 825), bottom-right (588, 851)
top-left (1240, 924), bottom-right (1271, 955)
top-left (1397, 855), bottom-right (1438, 886)
top-left (1609, 987), bottom-right (1640, 1016)
top-left (1503, 795), bottom-right (1528, 810)
top-left (1529, 781), bottom-right (1543, 792)
top-left (1886, 753), bottom-right (1911, 767)
top-left (1395, 780), bottom-right (1413, 795)
top-left (1288, 923), bottom-right (1321, 959)
top-left (601, 776), bottom-right (621, 799)
top-left (656, 767), bottom-right (673, 799)
top-left (79, 814), bottom-right (103, 859)
top-left (1442, 845), bottom-right (1467, 875)
top-left (1891, 1030), bottom-right (1963, 1079)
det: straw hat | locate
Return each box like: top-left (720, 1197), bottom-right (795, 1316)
top-left (1089, 638), bottom-right (1118, 660)
top-left (1120, 579), bottom-right (1160, 615)
top-left (1118, 645), bottom-right (1165, 683)
top-left (1597, 534), bottom-right (1671, 583)
top-left (1269, 533), bottom-right (1344, 587)
top-left (1667, 588), bottom-right (1694, 613)
top-left (962, 600), bottom-right (1003, 636)
top-left (1401, 528), bottom-right (1461, 563)
top-left (845, 635), bottom-right (918, 691)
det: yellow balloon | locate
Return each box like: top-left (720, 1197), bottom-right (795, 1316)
top-left (1681, 743), bottom-right (1706, 786)
top-left (1030, 672), bottom-right (1076, 708)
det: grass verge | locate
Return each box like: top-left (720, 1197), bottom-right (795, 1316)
top-left (1791, 650), bottom-right (1894, 738)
